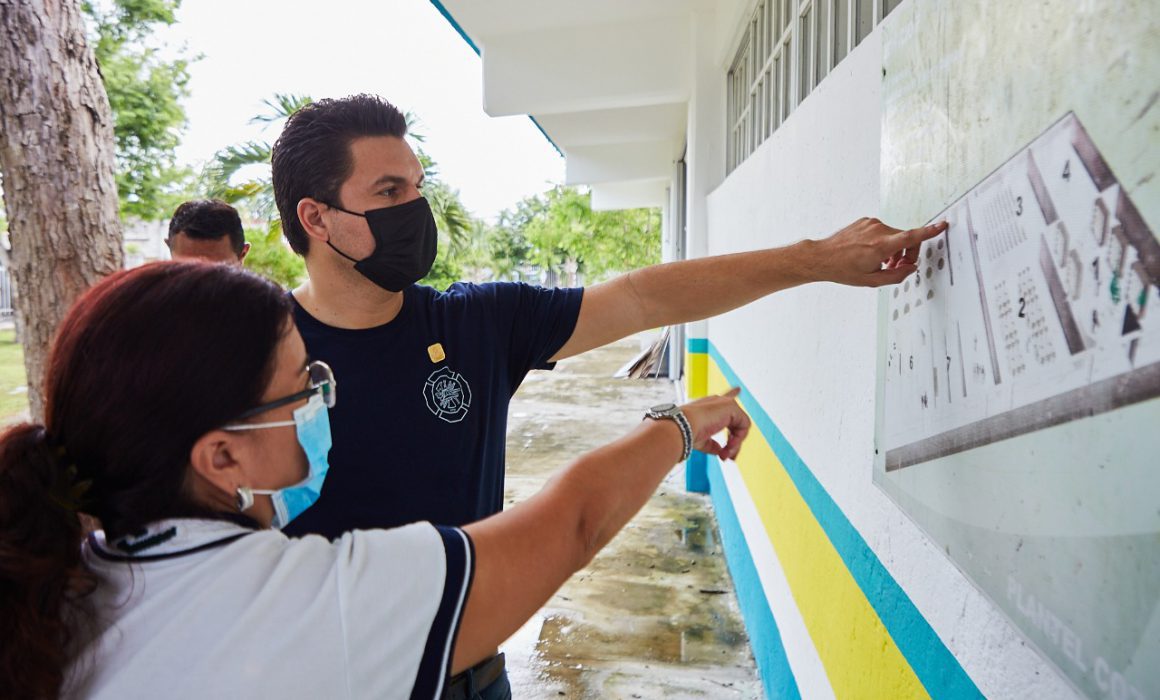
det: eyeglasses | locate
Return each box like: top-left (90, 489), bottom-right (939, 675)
top-left (227, 361), bottom-right (336, 424)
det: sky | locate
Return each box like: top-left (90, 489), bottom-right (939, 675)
top-left (165, 0), bottom-right (564, 222)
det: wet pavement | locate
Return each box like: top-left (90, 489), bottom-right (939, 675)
top-left (500, 335), bottom-right (763, 699)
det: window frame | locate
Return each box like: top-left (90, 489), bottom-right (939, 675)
top-left (726, 0), bottom-right (903, 173)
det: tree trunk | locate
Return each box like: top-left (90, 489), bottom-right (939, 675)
top-left (0, 0), bottom-right (123, 422)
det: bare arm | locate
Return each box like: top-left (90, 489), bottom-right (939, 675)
top-left (452, 390), bottom-right (750, 672)
top-left (550, 218), bottom-right (948, 362)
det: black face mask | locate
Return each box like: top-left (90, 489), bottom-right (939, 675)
top-left (324, 197), bottom-right (438, 292)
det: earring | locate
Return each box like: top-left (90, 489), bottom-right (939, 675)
top-left (235, 486), bottom-right (255, 512)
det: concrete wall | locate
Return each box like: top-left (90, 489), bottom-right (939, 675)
top-left (684, 6), bottom-right (1082, 698)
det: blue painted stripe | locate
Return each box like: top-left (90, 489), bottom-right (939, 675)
top-left (707, 455), bottom-right (801, 700)
top-left (685, 450), bottom-right (709, 493)
top-left (706, 341), bottom-right (983, 700)
top-left (529, 116), bottom-right (564, 157)
top-left (428, 0), bottom-right (480, 55)
top-left (686, 337), bottom-right (708, 354)
top-left (427, 1), bottom-right (562, 158)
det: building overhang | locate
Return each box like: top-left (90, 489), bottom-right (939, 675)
top-left (431, 0), bottom-right (702, 210)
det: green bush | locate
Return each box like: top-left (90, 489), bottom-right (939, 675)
top-left (244, 228), bottom-right (305, 289)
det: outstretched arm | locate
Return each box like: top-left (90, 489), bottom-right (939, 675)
top-left (453, 390), bottom-right (750, 672)
top-left (549, 218), bottom-right (948, 362)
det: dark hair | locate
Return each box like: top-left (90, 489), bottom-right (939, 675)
top-left (0, 262), bottom-right (292, 698)
top-left (271, 94), bottom-right (408, 255)
top-left (168, 199), bottom-right (246, 255)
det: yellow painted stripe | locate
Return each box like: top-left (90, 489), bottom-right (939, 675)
top-left (708, 360), bottom-right (929, 700)
top-left (686, 350), bottom-right (708, 400)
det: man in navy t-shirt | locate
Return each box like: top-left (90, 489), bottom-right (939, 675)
top-left (270, 94), bottom-right (943, 697)
top-left (288, 280), bottom-right (582, 535)
top-left (271, 93), bottom-right (943, 534)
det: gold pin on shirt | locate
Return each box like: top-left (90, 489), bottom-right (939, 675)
top-left (427, 343), bottom-right (446, 363)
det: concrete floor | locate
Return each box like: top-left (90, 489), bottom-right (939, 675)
top-left (500, 335), bottom-right (763, 699)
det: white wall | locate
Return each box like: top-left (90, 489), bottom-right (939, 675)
top-left (697, 26), bottom-right (1078, 700)
top-left (682, 4), bottom-right (730, 346)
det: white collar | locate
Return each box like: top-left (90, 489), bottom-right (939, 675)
top-left (89, 518), bottom-right (258, 561)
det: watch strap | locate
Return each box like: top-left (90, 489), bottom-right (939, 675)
top-left (645, 405), bottom-right (693, 462)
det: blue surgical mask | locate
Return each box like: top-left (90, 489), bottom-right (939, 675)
top-left (227, 393), bottom-right (333, 529)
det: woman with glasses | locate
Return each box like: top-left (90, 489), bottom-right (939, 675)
top-left (0, 262), bottom-right (749, 699)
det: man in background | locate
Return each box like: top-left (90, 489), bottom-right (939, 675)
top-left (166, 199), bottom-right (249, 264)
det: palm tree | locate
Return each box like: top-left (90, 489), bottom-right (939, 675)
top-left (203, 94), bottom-right (471, 249)
top-left (424, 180), bottom-right (471, 253)
top-left (201, 93), bottom-right (310, 242)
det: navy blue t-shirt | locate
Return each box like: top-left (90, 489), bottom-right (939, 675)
top-left (283, 282), bottom-right (583, 539)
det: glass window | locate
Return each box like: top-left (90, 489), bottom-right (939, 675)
top-left (800, 7), bottom-right (813, 101)
top-left (753, 80), bottom-right (762, 148)
top-left (816, 0), bottom-right (830, 85)
top-left (759, 0), bottom-right (768, 62)
top-left (833, 0), bottom-right (849, 66)
top-left (763, 67), bottom-right (774, 137)
top-left (772, 54), bottom-right (782, 130)
top-left (727, 0), bottom-right (889, 172)
top-left (855, 0), bottom-right (873, 45)
top-left (780, 39), bottom-right (792, 123)
top-left (767, 0), bottom-right (775, 51)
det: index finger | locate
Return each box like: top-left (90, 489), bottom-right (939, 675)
top-left (890, 221), bottom-right (947, 250)
top-left (715, 413), bottom-right (750, 460)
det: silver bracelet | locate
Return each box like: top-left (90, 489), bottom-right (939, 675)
top-left (643, 403), bottom-right (692, 461)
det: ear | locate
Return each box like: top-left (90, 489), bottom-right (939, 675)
top-left (238, 242), bottom-right (251, 262)
top-left (188, 429), bottom-right (247, 504)
top-left (297, 198), bottom-right (332, 246)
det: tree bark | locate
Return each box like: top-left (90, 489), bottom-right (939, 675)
top-left (0, 0), bottom-right (123, 421)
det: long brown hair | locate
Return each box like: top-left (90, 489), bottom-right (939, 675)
top-left (0, 262), bottom-right (291, 698)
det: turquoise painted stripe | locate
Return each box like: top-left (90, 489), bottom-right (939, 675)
top-left (685, 450), bottom-right (709, 493)
top-left (528, 116), bottom-right (563, 157)
top-left (707, 341), bottom-right (983, 700)
top-left (427, 1), bottom-right (563, 157)
top-left (428, 0), bottom-right (480, 54)
top-left (687, 337), bottom-right (708, 354)
top-left (708, 455), bottom-right (801, 700)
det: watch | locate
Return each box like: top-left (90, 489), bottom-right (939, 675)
top-left (644, 402), bottom-right (693, 462)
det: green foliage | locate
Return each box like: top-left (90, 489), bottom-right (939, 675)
top-left (84, 0), bottom-right (195, 220)
top-left (198, 98), bottom-right (658, 290)
top-left (205, 95), bottom-right (476, 262)
top-left (417, 234), bottom-right (466, 291)
top-left (423, 179), bottom-right (471, 253)
top-left (251, 94), bottom-right (314, 126)
top-left (402, 112), bottom-right (470, 252)
top-left (489, 186), bottom-right (661, 284)
top-left (202, 94), bottom-right (312, 222)
top-left (482, 224), bottom-right (531, 281)
top-left (0, 328), bottom-right (29, 424)
top-left (243, 227), bottom-right (305, 289)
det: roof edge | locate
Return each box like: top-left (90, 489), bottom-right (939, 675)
top-left (428, 0), bottom-right (480, 55)
top-left (428, 0), bottom-right (563, 157)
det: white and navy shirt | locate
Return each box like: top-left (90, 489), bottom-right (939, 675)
top-left (65, 518), bottom-right (474, 700)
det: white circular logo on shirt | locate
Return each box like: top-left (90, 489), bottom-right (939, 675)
top-left (424, 367), bottom-right (472, 423)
